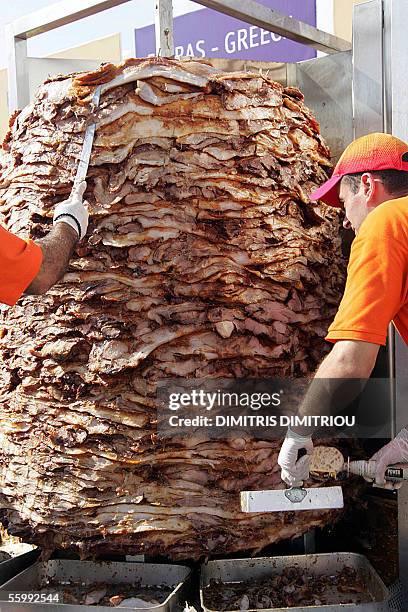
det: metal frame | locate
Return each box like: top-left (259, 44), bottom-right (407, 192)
top-left (193, 0), bottom-right (351, 54)
top-left (351, 1), bottom-right (396, 435)
top-left (352, 0), bottom-right (384, 139)
top-left (381, 0), bottom-right (408, 598)
top-left (6, 0), bottom-right (129, 110)
top-left (6, 0), bottom-right (350, 111)
top-left (354, 0), bottom-right (408, 596)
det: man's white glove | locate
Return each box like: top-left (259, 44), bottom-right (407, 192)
top-left (53, 181), bottom-right (88, 240)
top-left (278, 428), bottom-right (313, 487)
top-left (368, 427), bottom-right (408, 490)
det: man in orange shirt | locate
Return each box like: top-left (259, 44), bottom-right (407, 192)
top-left (278, 133), bottom-right (408, 489)
top-left (0, 181), bottom-right (88, 306)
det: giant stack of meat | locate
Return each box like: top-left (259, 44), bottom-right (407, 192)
top-left (0, 58), bottom-right (346, 559)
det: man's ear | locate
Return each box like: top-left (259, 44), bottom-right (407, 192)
top-left (361, 173), bottom-right (376, 202)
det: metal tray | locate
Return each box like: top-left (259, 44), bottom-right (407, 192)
top-left (200, 553), bottom-right (391, 612)
top-left (0, 560), bottom-right (191, 611)
top-left (0, 543), bottom-right (39, 586)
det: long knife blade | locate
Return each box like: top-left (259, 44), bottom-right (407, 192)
top-left (240, 486), bottom-right (344, 512)
top-left (73, 84), bottom-right (102, 189)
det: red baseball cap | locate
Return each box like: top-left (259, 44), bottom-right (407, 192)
top-left (311, 132), bottom-right (408, 207)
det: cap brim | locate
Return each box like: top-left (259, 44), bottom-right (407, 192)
top-left (310, 175), bottom-right (343, 207)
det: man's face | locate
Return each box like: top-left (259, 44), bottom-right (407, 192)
top-left (338, 178), bottom-right (371, 233)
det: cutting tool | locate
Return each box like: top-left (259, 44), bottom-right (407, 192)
top-left (73, 84), bottom-right (102, 189)
top-left (240, 484), bottom-right (344, 513)
top-left (240, 445), bottom-right (408, 513)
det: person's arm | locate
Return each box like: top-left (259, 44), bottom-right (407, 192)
top-left (278, 340), bottom-right (380, 487)
top-left (25, 180), bottom-right (88, 296)
top-left (294, 339), bottom-right (380, 435)
top-left (25, 223), bottom-right (78, 295)
top-left (313, 339), bottom-right (379, 379)
top-left (368, 428), bottom-right (408, 488)
top-left (304, 344), bottom-right (408, 490)
top-left (279, 204), bottom-right (406, 486)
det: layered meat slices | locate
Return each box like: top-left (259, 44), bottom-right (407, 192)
top-left (0, 58), bottom-right (347, 559)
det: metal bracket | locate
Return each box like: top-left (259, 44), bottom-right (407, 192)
top-left (284, 487), bottom-right (307, 504)
top-left (193, 0), bottom-right (351, 54)
top-left (155, 0), bottom-right (174, 57)
top-left (6, 0), bottom-right (132, 111)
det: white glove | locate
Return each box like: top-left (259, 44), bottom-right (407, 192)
top-left (278, 428), bottom-right (313, 487)
top-left (368, 427), bottom-right (408, 490)
top-left (53, 181), bottom-right (88, 240)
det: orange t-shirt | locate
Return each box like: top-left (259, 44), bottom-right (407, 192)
top-left (0, 226), bottom-right (43, 306)
top-left (326, 195), bottom-right (408, 346)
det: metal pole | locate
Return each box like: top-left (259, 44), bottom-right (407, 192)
top-left (388, 326), bottom-right (397, 439)
top-left (6, 25), bottom-right (29, 112)
top-left (193, 0), bottom-right (351, 54)
top-left (352, 0), bottom-right (383, 138)
top-left (7, 0), bottom-right (132, 112)
top-left (154, 0), bottom-right (174, 57)
top-left (382, 0), bottom-right (408, 598)
top-left (352, 0), bottom-right (408, 598)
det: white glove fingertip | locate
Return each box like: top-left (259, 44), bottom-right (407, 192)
top-left (280, 469), bottom-right (292, 486)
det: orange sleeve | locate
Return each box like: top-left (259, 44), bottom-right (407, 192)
top-left (0, 226), bottom-right (43, 306)
top-left (326, 205), bottom-right (408, 346)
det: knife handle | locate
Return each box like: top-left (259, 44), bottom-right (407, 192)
top-left (348, 460), bottom-right (408, 481)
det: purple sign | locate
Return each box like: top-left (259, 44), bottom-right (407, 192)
top-left (135, 0), bottom-right (316, 63)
